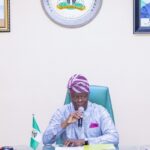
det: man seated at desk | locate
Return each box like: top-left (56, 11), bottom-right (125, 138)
top-left (43, 74), bottom-right (119, 147)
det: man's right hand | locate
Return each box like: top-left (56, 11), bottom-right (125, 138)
top-left (64, 139), bottom-right (85, 147)
top-left (61, 111), bottom-right (82, 128)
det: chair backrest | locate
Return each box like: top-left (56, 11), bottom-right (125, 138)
top-left (64, 85), bottom-right (115, 123)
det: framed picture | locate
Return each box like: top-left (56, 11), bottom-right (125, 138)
top-left (0, 0), bottom-right (10, 32)
top-left (134, 0), bottom-right (150, 33)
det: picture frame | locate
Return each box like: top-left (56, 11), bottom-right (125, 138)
top-left (0, 0), bottom-right (10, 32)
top-left (134, 0), bottom-right (150, 33)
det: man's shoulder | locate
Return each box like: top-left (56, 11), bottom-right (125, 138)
top-left (56, 103), bottom-right (73, 113)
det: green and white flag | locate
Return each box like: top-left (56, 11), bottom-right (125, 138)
top-left (30, 115), bottom-right (41, 150)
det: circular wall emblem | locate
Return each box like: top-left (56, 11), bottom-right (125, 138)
top-left (41, 0), bottom-right (103, 28)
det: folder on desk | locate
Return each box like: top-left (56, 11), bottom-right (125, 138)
top-left (84, 144), bottom-right (115, 150)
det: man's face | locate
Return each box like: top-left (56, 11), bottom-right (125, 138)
top-left (70, 92), bottom-right (88, 110)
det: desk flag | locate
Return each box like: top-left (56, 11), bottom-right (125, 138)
top-left (30, 114), bottom-right (41, 150)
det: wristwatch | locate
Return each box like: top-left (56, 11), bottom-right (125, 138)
top-left (84, 140), bottom-right (89, 145)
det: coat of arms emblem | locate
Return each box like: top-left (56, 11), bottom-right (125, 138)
top-left (41, 0), bottom-right (103, 27)
top-left (57, 0), bottom-right (86, 10)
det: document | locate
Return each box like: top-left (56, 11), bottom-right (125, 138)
top-left (55, 144), bottom-right (115, 150)
top-left (84, 144), bottom-right (115, 150)
top-left (55, 147), bottom-right (83, 150)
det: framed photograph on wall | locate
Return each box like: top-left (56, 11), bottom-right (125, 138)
top-left (0, 0), bottom-right (10, 32)
top-left (134, 0), bottom-right (150, 33)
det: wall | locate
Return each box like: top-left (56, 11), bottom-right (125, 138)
top-left (0, 0), bottom-right (150, 146)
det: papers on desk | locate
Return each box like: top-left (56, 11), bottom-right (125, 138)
top-left (55, 144), bottom-right (115, 150)
top-left (55, 147), bottom-right (83, 150)
top-left (84, 144), bottom-right (115, 150)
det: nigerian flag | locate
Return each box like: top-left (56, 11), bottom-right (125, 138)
top-left (30, 115), bottom-right (41, 150)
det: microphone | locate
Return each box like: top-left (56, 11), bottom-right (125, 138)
top-left (78, 107), bottom-right (84, 127)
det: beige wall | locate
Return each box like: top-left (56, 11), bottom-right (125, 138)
top-left (0, 0), bottom-right (150, 146)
